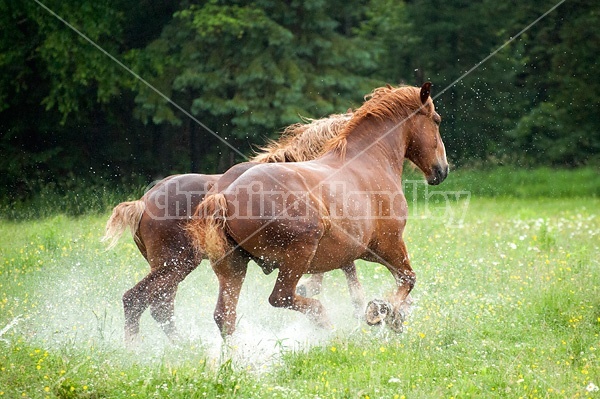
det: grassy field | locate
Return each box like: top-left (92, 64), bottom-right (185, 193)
top-left (1, 167), bottom-right (599, 398)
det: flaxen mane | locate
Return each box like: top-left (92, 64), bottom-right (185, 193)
top-left (324, 85), bottom-right (434, 158)
top-left (250, 113), bottom-right (352, 163)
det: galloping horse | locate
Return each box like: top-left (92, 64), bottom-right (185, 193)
top-left (189, 83), bottom-right (448, 336)
top-left (102, 112), bottom-right (366, 341)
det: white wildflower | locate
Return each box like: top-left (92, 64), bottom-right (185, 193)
top-left (586, 383), bottom-right (599, 392)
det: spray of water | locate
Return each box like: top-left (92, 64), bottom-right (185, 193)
top-left (15, 244), bottom-right (389, 372)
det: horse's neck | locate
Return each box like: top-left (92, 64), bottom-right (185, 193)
top-left (342, 118), bottom-right (408, 176)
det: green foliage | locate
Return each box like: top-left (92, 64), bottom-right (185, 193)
top-left (130, 0), bottom-right (379, 167)
top-left (35, 3), bottom-right (125, 120)
top-left (506, 0), bottom-right (600, 165)
top-left (0, 0), bottom-right (599, 189)
top-left (0, 1), bottom-right (126, 122)
top-left (0, 0), bottom-right (147, 198)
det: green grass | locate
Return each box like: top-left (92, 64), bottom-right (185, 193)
top-left (1, 166), bottom-right (597, 221)
top-left (1, 168), bottom-right (599, 398)
top-left (403, 165), bottom-right (600, 198)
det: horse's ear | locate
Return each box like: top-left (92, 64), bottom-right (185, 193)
top-left (386, 83), bottom-right (393, 89)
top-left (420, 82), bottom-right (432, 104)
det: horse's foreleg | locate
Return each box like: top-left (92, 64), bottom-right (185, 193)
top-left (211, 253), bottom-right (248, 337)
top-left (386, 241), bottom-right (415, 307)
top-left (366, 240), bottom-right (414, 332)
top-left (341, 262), bottom-right (366, 318)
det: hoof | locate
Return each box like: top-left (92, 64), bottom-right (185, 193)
top-left (387, 309), bottom-right (405, 333)
top-left (296, 284), bottom-right (307, 297)
top-left (365, 299), bottom-right (391, 326)
top-left (296, 280), bottom-right (321, 297)
top-left (365, 300), bottom-right (406, 333)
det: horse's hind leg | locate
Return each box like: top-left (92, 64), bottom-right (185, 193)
top-left (341, 262), bottom-right (366, 318)
top-left (123, 256), bottom-right (197, 342)
top-left (148, 260), bottom-right (198, 338)
top-left (122, 269), bottom-right (175, 342)
top-left (268, 240), bottom-right (332, 330)
top-left (211, 249), bottom-right (248, 337)
top-left (296, 273), bottom-right (325, 297)
top-left (270, 266), bottom-right (332, 330)
top-left (123, 276), bottom-right (152, 342)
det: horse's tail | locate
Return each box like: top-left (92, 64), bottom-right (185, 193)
top-left (101, 200), bottom-right (145, 249)
top-left (187, 193), bottom-right (231, 260)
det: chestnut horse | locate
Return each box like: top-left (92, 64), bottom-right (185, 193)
top-left (189, 83), bottom-right (448, 336)
top-left (102, 112), bottom-right (365, 341)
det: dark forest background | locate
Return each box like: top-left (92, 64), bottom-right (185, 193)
top-left (1, 0), bottom-right (598, 203)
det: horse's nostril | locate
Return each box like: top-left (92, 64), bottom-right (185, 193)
top-left (429, 164), bottom-right (448, 185)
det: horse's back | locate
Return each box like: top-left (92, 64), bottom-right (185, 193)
top-left (138, 174), bottom-right (219, 262)
top-left (143, 174), bottom-right (219, 220)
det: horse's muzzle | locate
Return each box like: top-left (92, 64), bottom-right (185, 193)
top-left (427, 164), bottom-right (449, 185)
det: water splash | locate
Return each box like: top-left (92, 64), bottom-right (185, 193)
top-left (15, 253), bottom-right (372, 371)
top-left (0, 315), bottom-right (22, 343)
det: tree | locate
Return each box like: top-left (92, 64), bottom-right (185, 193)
top-left (396, 0), bottom-right (530, 163)
top-left (0, 0), bottom-right (188, 198)
top-left (507, 0), bottom-right (600, 165)
top-left (0, 1), bottom-right (131, 196)
top-left (2, 0), bottom-right (598, 204)
top-left (131, 0), bottom-right (380, 172)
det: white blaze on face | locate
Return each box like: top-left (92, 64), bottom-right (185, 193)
top-left (436, 134), bottom-right (448, 169)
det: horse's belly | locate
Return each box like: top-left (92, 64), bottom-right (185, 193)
top-left (227, 214), bottom-right (323, 264)
top-left (307, 231), bottom-right (367, 273)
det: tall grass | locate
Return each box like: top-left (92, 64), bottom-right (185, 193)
top-left (0, 177), bottom-right (146, 220)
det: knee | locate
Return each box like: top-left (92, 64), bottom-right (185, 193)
top-left (122, 288), bottom-right (141, 308)
top-left (401, 272), bottom-right (416, 290)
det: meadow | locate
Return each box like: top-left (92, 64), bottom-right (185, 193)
top-left (0, 167), bottom-right (599, 398)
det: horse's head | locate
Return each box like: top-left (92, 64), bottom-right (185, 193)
top-left (406, 82), bottom-right (449, 185)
